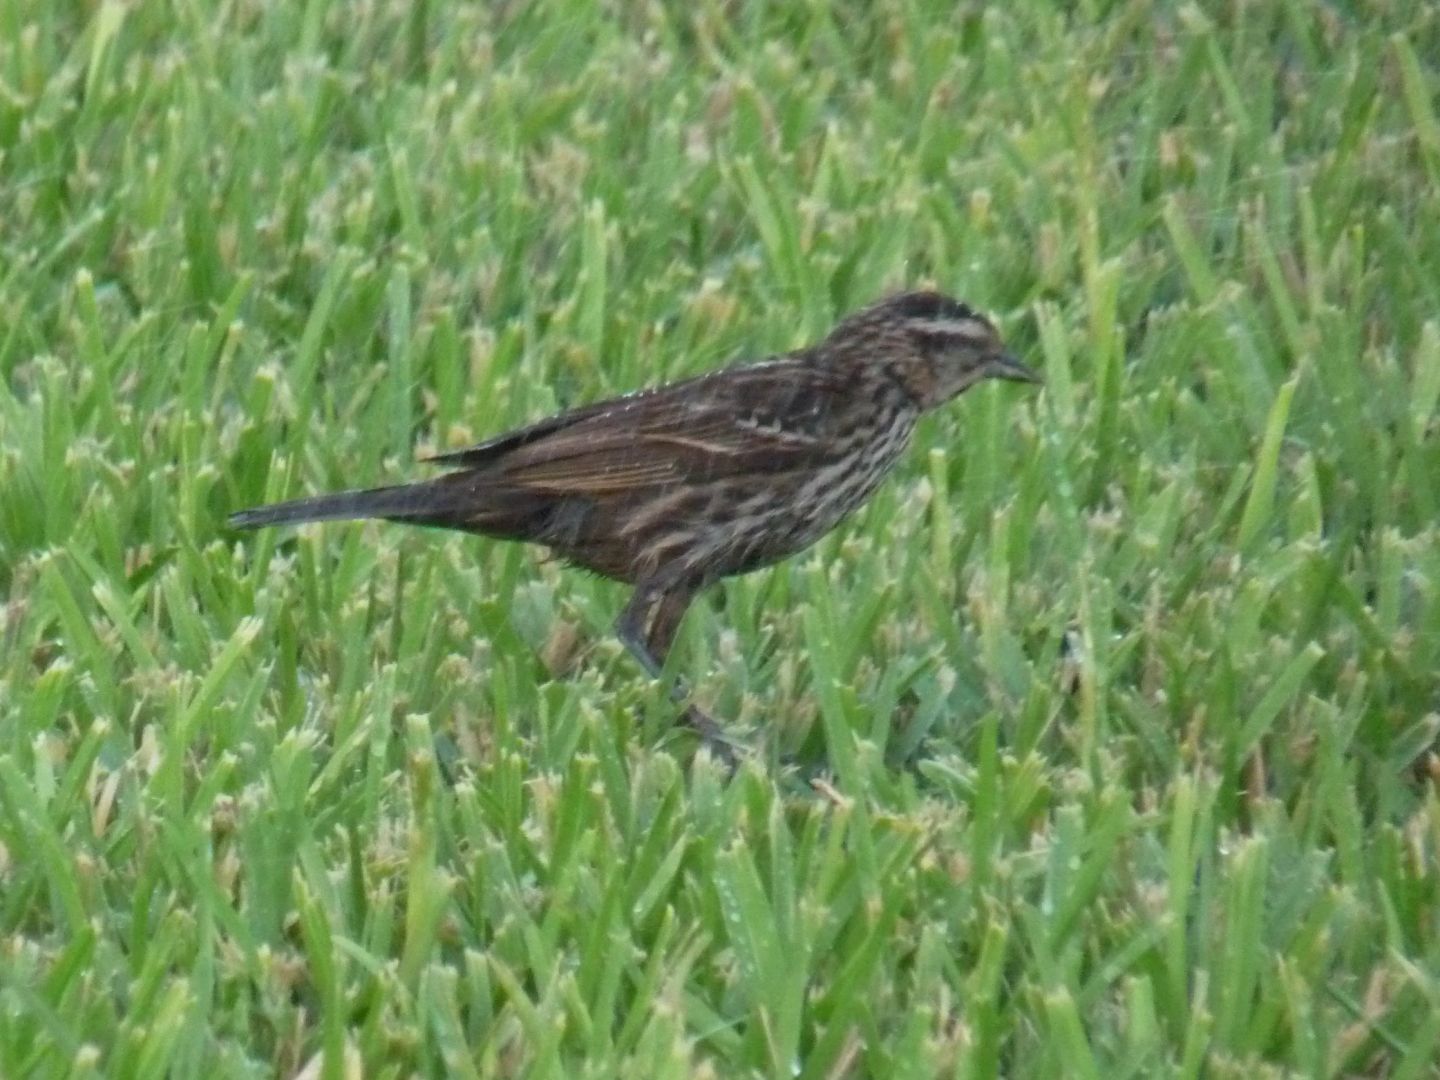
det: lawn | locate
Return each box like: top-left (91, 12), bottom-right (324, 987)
top-left (2, 0), bottom-right (1439, 1076)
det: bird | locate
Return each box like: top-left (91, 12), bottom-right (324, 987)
top-left (231, 290), bottom-right (1040, 759)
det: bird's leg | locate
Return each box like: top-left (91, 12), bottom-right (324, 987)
top-left (614, 583), bottom-right (668, 680)
top-left (646, 583), bottom-right (737, 752)
top-left (644, 583), bottom-right (697, 688)
top-left (615, 578), bottom-right (698, 694)
top-left (615, 580), bottom-right (739, 763)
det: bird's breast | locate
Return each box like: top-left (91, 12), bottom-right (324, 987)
top-left (697, 404), bottom-right (920, 577)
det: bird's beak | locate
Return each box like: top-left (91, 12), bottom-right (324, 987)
top-left (985, 352), bottom-right (1043, 385)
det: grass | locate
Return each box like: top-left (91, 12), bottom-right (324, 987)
top-left (2, 0), bottom-right (1439, 1075)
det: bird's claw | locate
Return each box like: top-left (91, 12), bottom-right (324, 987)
top-left (681, 704), bottom-right (747, 770)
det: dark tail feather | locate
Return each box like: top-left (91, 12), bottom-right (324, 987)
top-left (229, 483), bottom-right (440, 530)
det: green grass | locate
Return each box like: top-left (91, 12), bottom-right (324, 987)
top-left (3, 0), bottom-right (1439, 1075)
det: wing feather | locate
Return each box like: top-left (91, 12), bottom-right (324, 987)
top-left (424, 358), bottom-right (857, 497)
top-left (500, 361), bottom-right (848, 494)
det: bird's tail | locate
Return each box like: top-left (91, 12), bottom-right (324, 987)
top-left (229, 482), bottom-right (443, 530)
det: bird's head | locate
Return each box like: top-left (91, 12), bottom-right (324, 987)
top-left (829, 290), bottom-right (1041, 410)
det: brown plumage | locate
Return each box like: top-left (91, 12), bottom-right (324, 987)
top-left (231, 290), bottom-right (1040, 758)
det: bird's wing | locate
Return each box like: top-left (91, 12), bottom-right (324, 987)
top-left (420, 398), bottom-right (620, 469)
top-left (431, 359), bottom-right (859, 495)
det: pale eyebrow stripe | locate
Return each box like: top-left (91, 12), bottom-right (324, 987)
top-left (911, 316), bottom-right (993, 341)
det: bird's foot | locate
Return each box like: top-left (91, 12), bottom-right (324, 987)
top-left (680, 704), bottom-right (748, 770)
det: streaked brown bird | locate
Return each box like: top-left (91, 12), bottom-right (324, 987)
top-left (231, 291), bottom-right (1040, 758)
